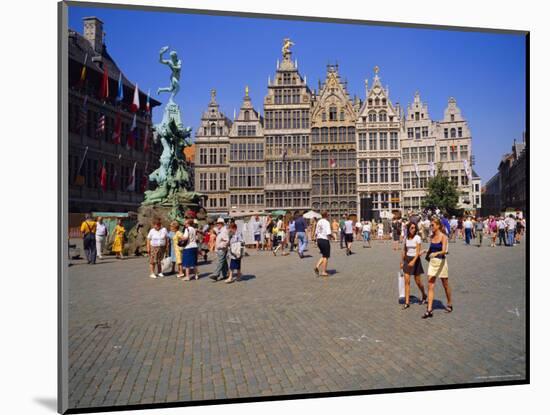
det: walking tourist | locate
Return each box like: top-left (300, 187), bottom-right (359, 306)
top-left (505, 214), bottom-right (517, 247)
top-left (331, 218), bottom-right (339, 241)
top-left (112, 218), bottom-right (126, 259)
top-left (147, 219), bottom-right (168, 278)
top-left (80, 213), bottom-right (97, 264)
top-left (457, 217), bottom-right (464, 239)
top-left (401, 221), bottom-right (427, 309)
top-left (294, 211), bottom-right (308, 258)
top-left (264, 216), bottom-right (274, 251)
top-left (475, 217), bottom-right (484, 247)
top-left (344, 215), bottom-right (354, 255)
top-left (95, 216), bottom-right (108, 259)
top-left (355, 219), bottom-right (363, 241)
top-left (422, 217), bottom-right (453, 319)
top-left (464, 216), bottom-right (473, 245)
top-left (181, 219), bottom-right (199, 281)
top-left (392, 215), bottom-right (402, 251)
top-left (210, 218), bottom-right (229, 281)
top-left (167, 222), bottom-right (177, 274)
top-left (377, 221), bottom-right (384, 240)
top-left (288, 217), bottom-right (296, 252)
top-left (497, 216), bottom-right (507, 246)
top-left (488, 215), bottom-right (498, 247)
top-left (314, 211), bottom-right (331, 277)
top-left (226, 222), bottom-right (244, 284)
top-left (339, 215), bottom-right (346, 249)
top-left (449, 216), bottom-right (458, 242)
top-left (362, 220), bottom-right (371, 248)
top-left (250, 215), bottom-right (262, 251)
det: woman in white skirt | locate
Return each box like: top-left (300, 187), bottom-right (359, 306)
top-left (422, 217), bottom-right (453, 319)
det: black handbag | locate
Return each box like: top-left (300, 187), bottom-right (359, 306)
top-left (177, 227), bottom-right (189, 248)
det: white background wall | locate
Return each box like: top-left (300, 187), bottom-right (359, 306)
top-left (1, 0), bottom-right (543, 414)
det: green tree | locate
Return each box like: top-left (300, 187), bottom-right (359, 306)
top-left (422, 167), bottom-right (460, 214)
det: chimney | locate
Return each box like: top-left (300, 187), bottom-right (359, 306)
top-left (82, 16), bottom-right (104, 53)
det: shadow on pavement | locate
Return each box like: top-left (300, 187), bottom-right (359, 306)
top-left (34, 397), bottom-right (56, 412)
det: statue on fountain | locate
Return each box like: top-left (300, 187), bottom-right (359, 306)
top-left (141, 46), bottom-right (203, 222)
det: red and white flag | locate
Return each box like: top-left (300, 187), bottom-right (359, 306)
top-left (127, 114), bottom-right (137, 149)
top-left (99, 161), bottom-right (107, 191)
top-left (329, 158), bottom-right (336, 168)
top-left (130, 83), bottom-right (140, 112)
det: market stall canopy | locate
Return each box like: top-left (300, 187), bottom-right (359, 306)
top-left (270, 210), bottom-right (287, 217)
top-left (303, 210), bottom-right (322, 220)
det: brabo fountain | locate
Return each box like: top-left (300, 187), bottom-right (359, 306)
top-left (127, 46), bottom-right (206, 253)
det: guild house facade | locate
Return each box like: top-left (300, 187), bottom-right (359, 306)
top-left (195, 39), bottom-right (479, 218)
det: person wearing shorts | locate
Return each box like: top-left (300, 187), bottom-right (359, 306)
top-left (147, 219), bottom-right (168, 279)
top-left (314, 211), bottom-right (331, 277)
top-left (344, 217), bottom-right (354, 256)
top-left (362, 221), bottom-right (371, 248)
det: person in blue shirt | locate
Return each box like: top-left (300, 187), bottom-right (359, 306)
top-left (288, 218), bottom-right (296, 252)
top-left (441, 214), bottom-right (451, 236)
top-left (294, 212), bottom-right (308, 258)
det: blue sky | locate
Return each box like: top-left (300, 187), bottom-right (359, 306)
top-left (68, 5), bottom-right (526, 183)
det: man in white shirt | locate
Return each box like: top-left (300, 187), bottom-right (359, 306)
top-left (250, 215), bottom-right (262, 251)
top-left (314, 211), bottom-right (332, 277)
top-left (449, 216), bottom-right (458, 242)
top-left (505, 214), bottom-right (517, 247)
top-left (210, 217), bottom-right (230, 281)
top-left (147, 219), bottom-right (168, 278)
top-left (344, 217), bottom-right (354, 256)
top-left (95, 217), bottom-right (108, 259)
top-left (362, 221), bottom-right (372, 248)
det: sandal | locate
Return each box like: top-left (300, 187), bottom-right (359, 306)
top-left (402, 303), bottom-right (410, 310)
top-left (225, 278), bottom-right (235, 284)
top-left (314, 267), bottom-right (319, 276)
top-left (445, 305), bottom-right (454, 313)
top-left (420, 296), bottom-right (428, 305)
top-left (320, 272), bottom-right (329, 277)
top-left (422, 310), bottom-right (433, 319)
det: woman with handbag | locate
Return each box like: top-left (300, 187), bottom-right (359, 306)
top-left (401, 221), bottom-right (427, 309)
top-left (180, 219), bottom-right (199, 281)
top-left (422, 217), bottom-right (453, 319)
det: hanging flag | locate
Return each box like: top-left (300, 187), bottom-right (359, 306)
top-left (76, 95), bottom-right (88, 132)
top-left (96, 112), bottom-right (106, 137)
top-left (143, 122), bottom-right (150, 153)
top-left (99, 65), bottom-right (109, 101)
top-left (74, 146), bottom-right (89, 186)
top-left (78, 53), bottom-right (88, 89)
top-left (145, 89), bottom-right (151, 114)
top-left (127, 114), bottom-right (138, 149)
top-left (112, 111), bottom-right (122, 144)
top-left (329, 158), bottom-right (336, 169)
top-left (130, 83), bottom-right (140, 112)
top-left (414, 162), bottom-right (420, 178)
top-left (115, 72), bottom-right (124, 103)
top-left (99, 160), bottom-right (108, 191)
top-left (429, 161), bottom-right (435, 177)
top-left (463, 159), bottom-right (472, 181)
top-left (126, 161), bottom-right (137, 192)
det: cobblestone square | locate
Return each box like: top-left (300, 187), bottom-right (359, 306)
top-left (67, 239), bottom-right (526, 409)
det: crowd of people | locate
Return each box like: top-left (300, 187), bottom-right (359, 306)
top-left (78, 208), bottom-right (525, 317)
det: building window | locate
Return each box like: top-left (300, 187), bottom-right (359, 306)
top-left (451, 114), bottom-right (455, 122)
top-left (199, 148), bottom-right (207, 165)
top-left (458, 127), bottom-right (463, 137)
top-left (407, 128), bottom-right (414, 139)
top-left (340, 110), bottom-right (345, 121)
top-left (440, 146), bottom-right (448, 161)
top-left (390, 132), bottom-right (399, 150)
top-left (199, 173), bottom-right (207, 191)
top-left (450, 145), bottom-right (458, 161)
top-left (427, 146), bottom-right (435, 162)
top-left (379, 111), bottom-right (387, 122)
top-left (210, 123), bottom-right (217, 136)
top-left (209, 148), bottom-right (217, 165)
top-left (422, 126), bottom-right (429, 137)
top-left (415, 112), bottom-right (420, 121)
top-left (460, 145), bottom-right (468, 160)
top-left (379, 132), bottom-right (388, 150)
top-left (369, 132), bottom-right (377, 150)
top-left (328, 107), bottom-right (337, 121)
top-left (450, 128), bottom-right (457, 138)
top-left (402, 148), bottom-right (410, 163)
top-left (220, 172), bottom-right (227, 190)
top-left (322, 111), bottom-right (327, 122)
top-left (359, 160), bottom-right (368, 183)
top-left (390, 159), bottom-right (399, 183)
top-left (370, 159), bottom-right (378, 183)
top-left (444, 128), bottom-right (449, 138)
top-left (368, 111), bottom-right (376, 122)
top-left (358, 132), bottom-right (367, 151)
top-left (380, 159), bottom-right (389, 183)
top-left (415, 127), bottom-right (421, 139)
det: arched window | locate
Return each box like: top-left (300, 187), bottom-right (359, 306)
top-left (311, 150), bottom-right (320, 169)
top-left (450, 128), bottom-right (457, 138)
top-left (382, 98), bottom-right (387, 106)
top-left (374, 97), bottom-right (380, 106)
top-left (210, 123), bottom-right (216, 136)
top-left (390, 159), bottom-right (399, 183)
top-left (321, 174), bottom-right (330, 195)
top-left (340, 110), bottom-right (345, 121)
top-left (378, 111), bottom-right (387, 122)
top-left (244, 110), bottom-right (250, 121)
top-left (368, 111), bottom-right (376, 122)
top-left (339, 174), bottom-right (347, 195)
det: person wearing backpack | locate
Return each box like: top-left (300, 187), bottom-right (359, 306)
top-left (226, 222), bottom-right (244, 284)
top-left (80, 213), bottom-right (97, 264)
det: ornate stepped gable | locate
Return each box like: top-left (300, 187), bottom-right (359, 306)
top-left (358, 66), bottom-right (399, 123)
top-left (311, 64), bottom-right (357, 124)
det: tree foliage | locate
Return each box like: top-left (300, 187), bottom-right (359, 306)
top-left (422, 167), bottom-right (460, 214)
